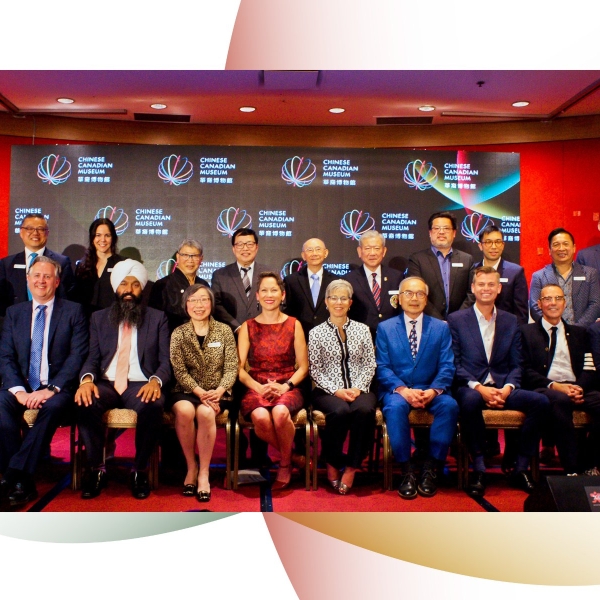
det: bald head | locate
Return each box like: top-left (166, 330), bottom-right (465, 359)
top-left (301, 238), bottom-right (329, 272)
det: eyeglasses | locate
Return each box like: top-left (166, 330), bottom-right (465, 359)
top-left (178, 253), bottom-right (202, 261)
top-left (327, 296), bottom-right (350, 303)
top-left (303, 247), bottom-right (324, 254)
top-left (400, 290), bottom-right (427, 299)
top-left (21, 226), bottom-right (48, 234)
top-left (481, 240), bottom-right (504, 247)
top-left (187, 297), bottom-right (211, 305)
top-left (430, 226), bottom-right (453, 233)
top-left (540, 295), bottom-right (566, 303)
top-left (234, 242), bottom-right (257, 250)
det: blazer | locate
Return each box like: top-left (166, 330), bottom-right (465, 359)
top-left (529, 263), bottom-right (600, 327)
top-left (0, 297), bottom-right (88, 393)
top-left (170, 318), bottom-right (238, 395)
top-left (211, 261), bottom-right (270, 332)
top-left (447, 306), bottom-right (522, 389)
top-left (376, 314), bottom-right (455, 396)
top-left (520, 320), bottom-right (596, 392)
top-left (576, 244), bottom-right (600, 276)
top-left (284, 265), bottom-right (337, 340)
top-left (343, 265), bottom-right (404, 338)
top-left (407, 247), bottom-right (475, 320)
top-left (0, 248), bottom-right (75, 316)
top-left (80, 306), bottom-right (171, 387)
top-left (473, 258), bottom-right (529, 326)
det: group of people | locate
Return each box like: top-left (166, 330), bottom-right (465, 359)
top-left (1, 210), bottom-right (600, 509)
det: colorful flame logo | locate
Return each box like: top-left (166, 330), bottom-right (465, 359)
top-left (216, 207), bottom-right (252, 237)
top-left (404, 160), bottom-right (438, 191)
top-left (340, 210), bottom-right (376, 241)
top-left (157, 259), bottom-right (177, 280)
top-left (37, 154), bottom-right (72, 185)
top-left (280, 260), bottom-right (302, 279)
top-left (281, 156), bottom-right (317, 188)
top-left (461, 212), bottom-right (494, 243)
top-left (95, 206), bottom-right (129, 236)
top-left (158, 154), bottom-right (193, 185)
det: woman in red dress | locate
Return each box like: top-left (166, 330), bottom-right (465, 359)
top-left (237, 272), bottom-right (308, 490)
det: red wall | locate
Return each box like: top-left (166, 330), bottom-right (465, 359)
top-left (1, 135), bottom-right (599, 286)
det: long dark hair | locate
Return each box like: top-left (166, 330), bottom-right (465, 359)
top-left (76, 218), bottom-right (118, 279)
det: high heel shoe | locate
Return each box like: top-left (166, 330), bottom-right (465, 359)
top-left (338, 482), bottom-right (351, 495)
top-left (328, 479), bottom-right (341, 491)
top-left (272, 464), bottom-right (291, 491)
top-left (182, 484), bottom-right (196, 497)
top-left (197, 490), bottom-right (211, 502)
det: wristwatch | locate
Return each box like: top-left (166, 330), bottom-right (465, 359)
top-left (47, 384), bottom-right (59, 393)
top-left (286, 380), bottom-right (295, 390)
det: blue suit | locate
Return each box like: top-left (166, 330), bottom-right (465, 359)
top-left (376, 314), bottom-right (458, 463)
top-left (0, 298), bottom-right (88, 475)
top-left (447, 307), bottom-right (549, 459)
top-left (576, 244), bottom-right (600, 276)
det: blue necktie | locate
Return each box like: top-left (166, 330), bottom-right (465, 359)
top-left (310, 274), bottom-right (320, 307)
top-left (26, 252), bottom-right (38, 301)
top-left (29, 304), bottom-right (47, 391)
top-left (409, 320), bottom-right (418, 359)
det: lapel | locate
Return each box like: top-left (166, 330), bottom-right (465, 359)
top-left (17, 302), bottom-right (33, 359)
top-left (448, 249), bottom-right (461, 300)
top-left (13, 251), bottom-right (28, 297)
top-left (230, 262), bottom-right (250, 308)
top-left (425, 250), bottom-right (445, 299)
top-left (137, 311), bottom-right (149, 367)
top-left (413, 315), bottom-right (430, 368)
top-left (466, 307), bottom-right (488, 363)
top-left (298, 266), bottom-right (315, 308)
top-left (572, 262), bottom-right (584, 305)
top-left (47, 297), bottom-right (62, 348)
top-left (562, 320), bottom-right (578, 374)
top-left (489, 309), bottom-right (508, 365)
top-left (497, 258), bottom-right (506, 278)
top-left (357, 268), bottom-right (378, 310)
top-left (395, 315), bottom-right (413, 360)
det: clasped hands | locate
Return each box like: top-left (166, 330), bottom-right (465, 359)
top-left (550, 382), bottom-right (584, 404)
top-left (257, 379), bottom-right (290, 402)
top-left (334, 388), bottom-right (361, 402)
top-left (194, 386), bottom-right (225, 412)
top-left (396, 386), bottom-right (436, 408)
top-left (475, 384), bottom-right (511, 408)
top-left (15, 388), bottom-right (55, 409)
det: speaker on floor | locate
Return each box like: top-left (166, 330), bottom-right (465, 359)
top-left (524, 476), bottom-right (600, 512)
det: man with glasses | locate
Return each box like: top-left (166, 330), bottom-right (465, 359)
top-left (149, 239), bottom-right (209, 332)
top-left (529, 228), bottom-right (600, 326)
top-left (0, 213), bottom-right (74, 318)
top-left (521, 284), bottom-right (600, 476)
top-left (344, 230), bottom-right (403, 339)
top-left (408, 211), bottom-right (474, 321)
top-left (376, 276), bottom-right (458, 500)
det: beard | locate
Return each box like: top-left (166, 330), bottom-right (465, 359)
top-left (109, 292), bottom-right (144, 328)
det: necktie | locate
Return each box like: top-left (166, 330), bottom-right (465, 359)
top-left (27, 252), bottom-right (38, 301)
top-left (241, 267), bottom-right (251, 298)
top-left (28, 304), bottom-right (47, 391)
top-left (310, 274), bottom-right (320, 306)
top-left (114, 323), bottom-right (132, 395)
top-left (372, 272), bottom-right (381, 309)
top-left (547, 326), bottom-right (558, 372)
top-left (409, 320), bottom-right (418, 359)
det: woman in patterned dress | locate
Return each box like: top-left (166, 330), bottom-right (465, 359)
top-left (237, 272), bottom-right (309, 490)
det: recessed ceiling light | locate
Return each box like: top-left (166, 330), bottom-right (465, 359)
top-left (57, 98), bottom-right (74, 104)
top-left (329, 107), bottom-right (345, 114)
top-left (150, 103), bottom-right (167, 110)
top-left (239, 106), bottom-right (256, 113)
top-left (419, 105), bottom-right (435, 112)
top-left (512, 101), bottom-right (530, 108)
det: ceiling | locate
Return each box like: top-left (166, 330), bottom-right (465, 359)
top-left (1, 70), bottom-right (600, 127)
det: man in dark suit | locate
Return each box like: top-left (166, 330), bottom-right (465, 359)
top-left (448, 266), bottom-right (549, 497)
top-left (376, 276), bottom-right (458, 500)
top-left (284, 237), bottom-right (336, 340)
top-left (529, 228), bottom-right (600, 326)
top-left (0, 213), bottom-right (74, 317)
top-left (576, 242), bottom-right (600, 280)
top-left (344, 230), bottom-right (403, 339)
top-left (0, 256), bottom-right (88, 508)
top-left (407, 211), bottom-right (474, 320)
top-left (75, 260), bottom-right (170, 500)
top-left (521, 284), bottom-right (600, 475)
top-left (473, 224), bottom-right (528, 326)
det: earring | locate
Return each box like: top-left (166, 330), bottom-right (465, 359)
top-left (257, 301), bottom-right (260, 310)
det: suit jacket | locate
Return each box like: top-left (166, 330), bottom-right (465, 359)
top-left (529, 263), bottom-right (600, 327)
top-left (0, 248), bottom-right (75, 317)
top-left (473, 258), bottom-right (529, 325)
top-left (376, 314), bottom-right (455, 396)
top-left (80, 306), bottom-right (171, 387)
top-left (520, 320), bottom-right (596, 392)
top-left (0, 298), bottom-right (88, 393)
top-left (407, 247), bottom-right (475, 320)
top-left (576, 244), bottom-right (600, 276)
top-left (284, 265), bottom-right (337, 340)
top-left (344, 265), bottom-right (403, 338)
top-left (211, 261), bottom-right (270, 331)
top-left (447, 306), bottom-right (522, 389)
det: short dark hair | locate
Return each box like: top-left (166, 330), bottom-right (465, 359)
top-left (548, 228), bottom-right (575, 247)
top-left (257, 271), bottom-right (284, 292)
top-left (22, 212), bottom-right (46, 222)
top-left (181, 283), bottom-right (214, 315)
top-left (478, 224), bottom-right (503, 243)
top-left (473, 265), bottom-right (500, 280)
top-left (428, 211), bottom-right (457, 230)
top-left (232, 228), bottom-right (258, 245)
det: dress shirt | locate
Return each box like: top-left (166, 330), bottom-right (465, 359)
top-left (363, 264), bottom-right (382, 292)
top-left (237, 261), bottom-right (255, 283)
top-left (307, 266), bottom-right (324, 284)
top-left (468, 304), bottom-right (497, 388)
top-left (25, 247), bottom-right (46, 272)
top-left (403, 312), bottom-right (424, 354)
top-left (431, 246), bottom-right (453, 310)
top-left (554, 264), bottom-right (575, 324)
top-left (483, 258), bottom-right (501, 271)
top-left (541, 318), bottom-right (576, 383)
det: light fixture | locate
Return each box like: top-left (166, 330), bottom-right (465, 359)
top-left (329, 107), bottom-right (345, 114)
top-left (57, 98), bottom-right (74, 104)
top-left (418, 105), bottom-right (435, 112)
top-left (512, 101), bottom-right (530, 108)
top-left (150, 103), bottom-right (167, 110)
top-left (239, 106), bottom-right (256, 113)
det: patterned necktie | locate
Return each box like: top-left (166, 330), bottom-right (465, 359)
top-left (114, 323), bottom-right (132, 395)
top-left (241, 267), bottom-right (251, 298)
top-left (310, 274), bottom-right (320, 306)
top-left (28, 304), bottom-right (47, 391)
top-left (27, 252), bottom-right (38, 301)
top-left (409, 320), bottom-right (418, 359)
top-left (372, 272), bottom-right (381, 309)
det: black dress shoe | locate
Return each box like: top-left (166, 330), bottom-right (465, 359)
top-left (0, 479), bottom-right (10, 502)
top-left (509, 470), bottom-right (535, 494)
top-left (81, 469), bottom-right (108, 499)
top-left (467, 471), bottom-right (486, 497)
top-left (418, 468), bottom-right (438, 497)
top-left (9, 482), bottom-right (38, 507)
top-left (398, 471), bottom-right (417, 500)
top-left (197, 490), bottom-right (211, 502)
top-left (131, 471), bottom-right (151, 500)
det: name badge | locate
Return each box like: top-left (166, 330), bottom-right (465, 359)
top-left (107, 268), bottom-right (114, 272)
top-left (451, 263), bottom-right (463, 268)
top-left (499, 277), bottom-right (508, 283)
top-left (207, 342), bottom-right (221, 348)
top-left (388, 290), bottom-right (398, 295)
top-left (14, 264), bottom-right (26, 269)
top-left (574, 276), bottom-right (586, 281)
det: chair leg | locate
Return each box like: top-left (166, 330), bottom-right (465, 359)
top-left (311, 422), bottom-right (319, 491)
top-left (304, 423), bottom-right (310, 491)
top-left (382, 421), bottom-right (392, 491)
top-left (71, 423), bottom-right (80, 491)
top-left (225, 419), bottom-right (232, 490)
top-left (233, 420), bottom-right (240, 490)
